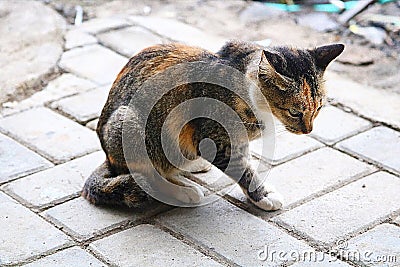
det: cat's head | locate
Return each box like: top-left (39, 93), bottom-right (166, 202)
top-left (253, 44), bottom-right (344, 134)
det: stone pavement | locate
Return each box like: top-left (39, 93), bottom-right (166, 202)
top-left (1, 7), bottom-right (400, 267)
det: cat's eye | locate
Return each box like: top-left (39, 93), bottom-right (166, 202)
top-left (288, 108), bottom-right (302, 118)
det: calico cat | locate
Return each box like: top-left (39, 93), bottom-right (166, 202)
top-left (82, 41), bottom-right (344, 211)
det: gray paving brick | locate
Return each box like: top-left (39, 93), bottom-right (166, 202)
top-left (97, 26), bottom-right (164, 57)
top-left (340, 224), bottom-right (400, 267)
top-left (0, 107), bottom-right (100, 164)
top-left (90, 224), bottom-right (222, 267)
top-left (326, 72), bottom-right (400, 129)
top-left (77, 17), bottom-right (130, 34)
top-left (290, 257), bottom-right (352, 266)
top-left (129, 16), bottom-right (226, 52)
top-left (58, 44), bottom-right (128, 85)
top-left (250, 132), bottom-right (323, 165)
top-left (227, 148), bottom-right (374, 208)
top-left (23, 247), bottom-right (105, 267)
top-left (86, 119), bottom-right (99, 131)
top-left (274, 172), bottom-right (400, 245)
top-left (310, 106), bottom-right (372, 145)
top-left (0, 74), bottom-right (97, 117)
top-left (157, 198), bottom-right (311, 266)
top-left (0, 133), bottom-right (52, 184)
top-left (192, 165), bottom-right (235, 192)
top-left (0, 192), bottom-right (71, 265)
top-left (51, 86), bottom-right (109, 123)
top-left (336, 126), bottom-right (400, 173)
top-left (2, 151), bottom-right (105, 208)
top-left (65, 29), bottom-right (97, 50)
top-left (42, 197), bottom-right (168, 241)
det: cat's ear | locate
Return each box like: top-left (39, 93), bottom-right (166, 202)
top-left (311, 44), bottom-right (344, 71)
top-left (259, 50), bottom-right (292, 91)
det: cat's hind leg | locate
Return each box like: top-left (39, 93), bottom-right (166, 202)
top-left (182, 157), bottom-right (212, 173)
top-left (82, 161), bottom-right (151, 208)
top-left (158, 170), bottom-right (204, 205)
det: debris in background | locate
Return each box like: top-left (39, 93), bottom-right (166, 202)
top-left (74, 5), bottom-right (83, 26)
top-left (143, 6), bottom-right (152, 16)
top-left (239, 2), bottom-right (285, 23)
top-left (53, 2), bottom-right (89, 24)
top-left (297, 13), bottom-right (339, 32)
top-left (349, 24), bottom-right (387, 45)
top-left (359, 14), bottom-right (400, 32)
top-left (338, 0), bottom-right (377, 24)
top-left (263, 2), bottom-right (301, 12)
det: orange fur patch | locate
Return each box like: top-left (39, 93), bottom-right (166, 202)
top-left (113, 65), bottom-right (132, 85)
top-left (179, 123), bottom-right (197, 155)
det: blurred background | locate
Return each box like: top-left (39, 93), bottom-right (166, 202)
top-left (1, 0), bottom-right (399, 107)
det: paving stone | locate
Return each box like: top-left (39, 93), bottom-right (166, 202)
top-left (192, 165), bottom-right (235, 192)
top-left (274, 172), bottom-right (400, 245)
top-left (310, 106), bottom-right (372, 145)
top-left (250, 131), bottom-right (323, 165)
top-left (2, 151), bottom-right (105, 208)
top-left (77, 17), bottom-right (130, 34)
top-left (24, 247), bottom-right (105, 267)
top-left (341, 224), bottom-right (400, 267)
top-left (1, 74), bottom-right (97, 117)
top-left (290, 257), bottom-right (352, 266)
top-left (97, 26), bottom-right (164, 57)
top-left (0, 192), bottom-right (71, 265)
top-left (336, 126), bottom-right (400, 174)
top-left (0, 107), bottom-right (100, 164)
top-left (157, 198), bottom-right (312, 266)
top-left (0, 0), bottom-right (65, 105)
top-left (0, 133), bottom-right (52, 184)
top-left (59, 44), bottom-right (128, 85)
top-left (86, 119), bottom-right (99, 131)
top-left (230, 147), bottom-right (375, 207)
top-left (42, 197), bottom-right (168, 241)
top-left (326, 72), bottom-right (400, 129)
top-left (129, 16), bottom-right (226, 52)
top-left (90, 224), bottom-right (222, 266)
top-left (51, 86), bottom-right (110, 123)
top-left (65, 29), bottom-right (97, 50)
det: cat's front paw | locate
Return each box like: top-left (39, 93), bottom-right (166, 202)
top-left (245, 185), bottom-right (284, 211)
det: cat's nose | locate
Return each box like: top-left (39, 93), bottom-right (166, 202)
top-left (302, 122), bottom-right (313, 134)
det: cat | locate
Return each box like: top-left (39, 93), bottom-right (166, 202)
top-left (82, 41), bottom-right (344, 211)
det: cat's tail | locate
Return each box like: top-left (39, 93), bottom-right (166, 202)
top-left (82, 161), bottom-right (152, 208)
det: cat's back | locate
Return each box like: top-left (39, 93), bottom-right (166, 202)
top-left (104, 43), bottom-right (217, 107)
top-left (98, 43), bottom-right (218, 133)
top-left (116, 43), bottom-right (217, 88)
